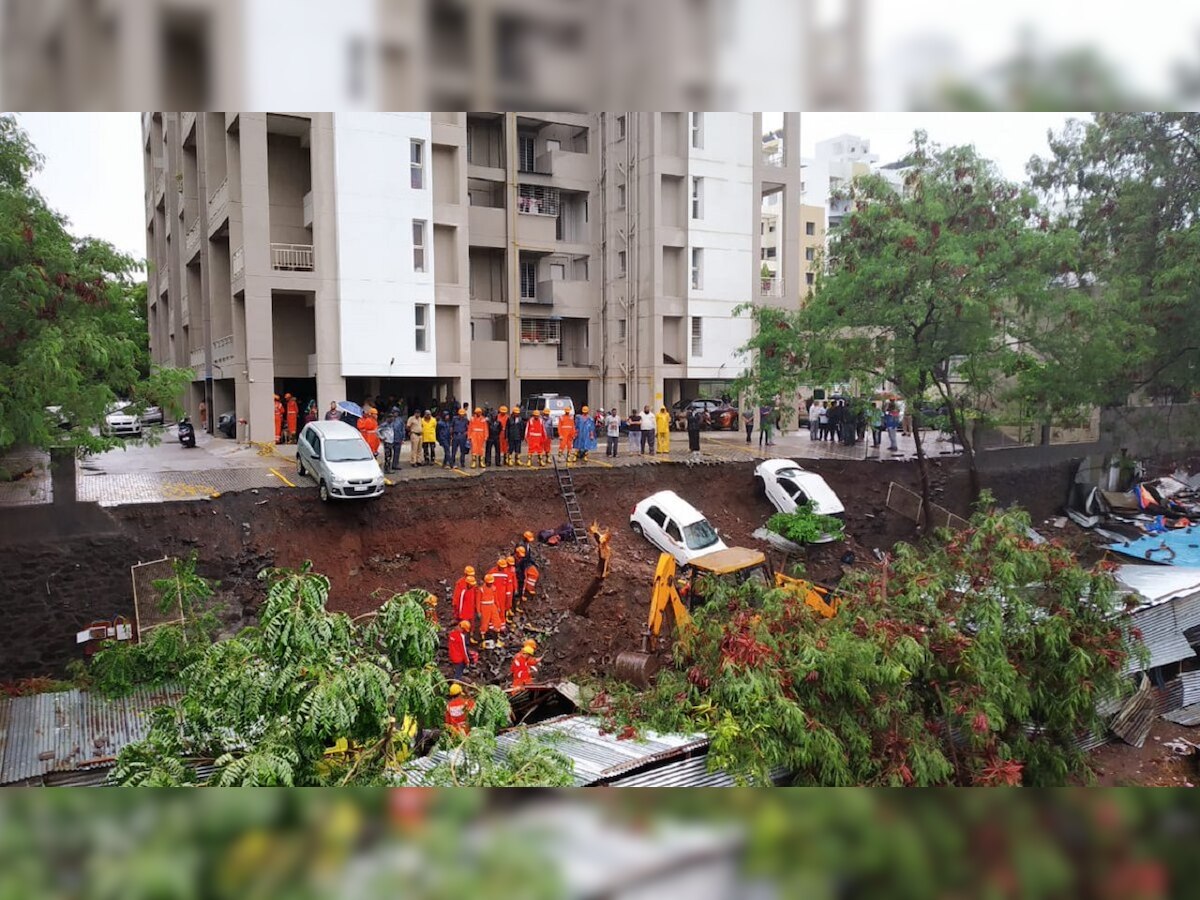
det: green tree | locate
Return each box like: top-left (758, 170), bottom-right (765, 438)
top-left (738, 132), bottom-right (1080, 515)
top-left (0, 114), bottom-right (191, 463)
top-left (1028, 113), bottom-right (1200, 405)
top-left (106, 564), bottom-right (573, 787)
top-left (600, 502), bottom-right (1138, 786)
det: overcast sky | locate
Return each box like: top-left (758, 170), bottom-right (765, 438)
top-left (15, 111), bottom-right (1083, 264)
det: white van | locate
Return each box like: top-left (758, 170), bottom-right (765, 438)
top-left (629, 489), bottom-right (729, 564)
top-left (296, 420), bottom-right (385, 502)
top-left (522, 393), bottom-right (576, 436)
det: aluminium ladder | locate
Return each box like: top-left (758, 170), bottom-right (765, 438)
top-left (551, 456), bottom-right (590, 547)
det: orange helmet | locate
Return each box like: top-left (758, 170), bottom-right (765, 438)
top-left (424, 593), bottom-right (438, 607)
top-left (474, 407), bottom-right (482, 414)
top-left (506, 555), bottom-right (515, 566)
top-left (582, 405), bottom-right (589, 414)
top-left (466, 575), bottom-right (476, 586)
top-left (464, 565), bottom-right (475, 576)
top-left (523, 531), bottom-right (535, 542)
top-left (500, 405), bottom-right (508, 414)
top-left (484, 573), bottom-right (495, 583)
top-left (498, 558), bottom-right (508, 568)
top-left (458, 620), bottom-right (471, 630)
top-left (513, 406), bottom-right (521, 413)
top-left (515, 546), bottom-right (526, 558)
top-left (274, 394), bottom-right (280, 400)
top-left (458, 408), bottom-right (467, 415)
top-left (522, 645), bottom-right (535, 655)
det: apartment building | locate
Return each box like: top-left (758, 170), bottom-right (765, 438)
top-left (143, 112), bottom-right (801, 441)
top-left (801, 133), bottom-right (879, 229)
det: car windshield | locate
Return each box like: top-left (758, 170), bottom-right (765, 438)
top-left (776, 467), bottom-right (804, 480)
top-left (683, 519), bottom-right (720, 551)
top-left (324, 439), bottom-right (374, 462)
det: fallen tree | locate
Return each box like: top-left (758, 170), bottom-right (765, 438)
top-left (598, 500), bottom-right (1142, 786)
top-left (97, 563), bottom-right (573, 786)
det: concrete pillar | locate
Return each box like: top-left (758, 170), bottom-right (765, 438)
top-left (310, 114), bottom-right (345, 408)
top-left (236, 114), bottom-right (276, 445)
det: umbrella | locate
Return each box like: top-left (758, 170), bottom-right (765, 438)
top-left (336, 400), bottom-right (363, 418)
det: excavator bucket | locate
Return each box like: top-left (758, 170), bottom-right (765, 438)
top-left (614, 650), bottom-right (659, 687)
top-left (776, 572), bottom-right (838, 618)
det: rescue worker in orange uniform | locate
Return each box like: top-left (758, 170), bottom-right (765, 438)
top-left (477, 572), bottom-right (505, 644)
top-left (504, 555), bottom-right (517, 620)
top-left (423, 593), bottom-right (439, 625)
top-left (285, 393), bottom-right (299, 443)
top-left (517, 556), bottom-right (540, 617)
top-left (452, 568), bottom-right (477, 641)
top-left (448, 620), bottom-right (477, 681)
top-left (357, 408), bottom-right (381, 460)
top-left (467, 407), bottom-right (489, 468)
top-left (510, 640), bottom-right (541, 690)
top-left (488, 557), bottom-right (513, 621)
top-left (273, 394), bottom-right (284, 444)
top-left (444, 683), bottom-right (475, 736)
top-left (524, 409), bottom-right (549, 467)
top-left (556, 408), bottom-right (576, 461)
top-left (497, 405), bottom-right (510, 462)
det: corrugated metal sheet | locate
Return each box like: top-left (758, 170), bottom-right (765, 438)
top-left (1127, 601), bottom-right (1196, 673)
top-left (401, 714), bottom-right (713, 786)
top-left (1116, 566), bottom-right (1200, 610)
top-left (1163, 703), bottom-right (1200, 727)
top-left (0, 685), bottom-right (180, 786)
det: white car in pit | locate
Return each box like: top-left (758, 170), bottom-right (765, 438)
top-left (754, 459), bottom-right (845, 542)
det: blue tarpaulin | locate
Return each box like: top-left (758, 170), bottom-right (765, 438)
top-left (1106, 526), bottom-right (1200, 566)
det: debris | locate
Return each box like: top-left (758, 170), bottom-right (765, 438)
top-left (1110, 675), bottom-right (1156, 748)
top-left (1164, 739), bottom-right (1199, 755)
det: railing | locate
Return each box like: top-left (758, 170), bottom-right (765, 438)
top-left (760, 276), bottom-right (783, 297)
top-left (212, 334), bottom-right (235, 367)
top-left (231, 246), bottom-right (244, 278)
top-left (271, 243), bottom-right (314, 271)
top-left (185, 220), bottom-right (201, 258)
top-left (207, 176), bottom-right (229, 224)
top-left (517, 184), bottom-right (560, 217)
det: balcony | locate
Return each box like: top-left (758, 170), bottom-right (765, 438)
top-left (232, 246), bottom-right (244, 279)
top-left (213, 334), bottom-right (235, 367)
top-left (468, 205), bottom-right (507, 247)
top-left (185, 219), bottom-right (201, 259)
top-left (517, 343), bottom-right (559, 371)
top-left (516, 211), bottom-right (557, 247)
top-left (471, 340), bottom-right (509, 376)
top-left (534, 149), bottom-right (592, 184)
top-left (207, 177), bottom-right (229, 227)
top-left (271, 243), bottom-right (314, 272)
top-left (303, 190), bottom-right (313, 228)
top-left (760, 276), bottom-right (783, 298)
top-left (536, 279), bottom-right (590, 308)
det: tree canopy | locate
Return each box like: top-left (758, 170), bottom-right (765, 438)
top-left (599, 502), bottom-right (1139, 786)
top-left (0, 114), bottom-right (190, 461)
top-left (98, 563), bottom-right (573, 787)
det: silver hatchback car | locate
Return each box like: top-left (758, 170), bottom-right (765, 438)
top-left (296, 420), bottom-right (385, 502)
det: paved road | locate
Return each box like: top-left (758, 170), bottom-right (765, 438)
top-left (0, 422), bottom-right (961, 509)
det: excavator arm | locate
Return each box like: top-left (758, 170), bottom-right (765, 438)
top-left (646, 552), bottom-right (691, 638)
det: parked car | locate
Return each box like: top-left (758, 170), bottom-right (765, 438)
top-left (521, 393), bottom-right (578, 436)
top-left (45, 406), bottom-right (72, 431)
top-left (629, 489), bottom-right (729, 564)
top-left (141, 405), bottom-right (164, 425)
top-left (296, 420), bottom-right (385, 502)
top-left (671, 399), bottom-right (738, 431)
top-left (754, 459), bottom-right (845, 542)
top-left (216, 411), bottom-right (237, 439)
top-left (102, 401), bottom-right (142, 437)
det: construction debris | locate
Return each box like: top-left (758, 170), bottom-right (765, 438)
top-left (1110, 675), bottom-right (1157, 748)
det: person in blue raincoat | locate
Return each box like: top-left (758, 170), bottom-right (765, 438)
top-left (436, 412), bottom-right (453, 467)
top-left (574, 405), bottom-right (597, 462)
top-left (450, 408), bottom-right (470, 468)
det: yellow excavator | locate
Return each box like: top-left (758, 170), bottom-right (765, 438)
top-left (614, 547), bottom-right (836, 686)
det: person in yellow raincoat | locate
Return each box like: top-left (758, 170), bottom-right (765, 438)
top-left (656, 406), bottom-right (672, 454)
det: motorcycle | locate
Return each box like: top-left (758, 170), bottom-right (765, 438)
top-left (178, 416), bottom-right (196, 448)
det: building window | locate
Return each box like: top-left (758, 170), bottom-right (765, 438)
top-left (806, 272), bottom-right (814, 285)
top-left (768, 223), bottom-right (776, 233)
top-left (691, 317), bottom-right (703, 357)
top-left (618, 318), bottom-right (627, 341)
top-left (550, 262), bottom-right (566, 280)
top-left (410, 140), bottom-right (424, 189)
top-left (518, 134), bottom-right (536, 172)
top-left (470, 321), bottom-right (476, 340)
top-left (805, 247), bottom-right (815, 261)
top-left (415, 304), bottom-right (429, 352)
top-left (520, 261), bottom-right (537, 299)
top-left (520, 318), bottom-right (560, 343)
top-left (616, 115), bottom-right (626, 140)
top-left (617, 184), bottom-right (626, 208)
top-left (617, 250), bottom-right (627, 277)
top-left (691, 112), bottom-right (704, 149)
top-left (805, 221), bottom-right (816, 235)
top-left (619, 383), bottom-right (627, 402)
top-left (412, 220), bottom-right (426, 272)
top-left (691, 177), bottom-right (703, 219)
top-left (691, 247), bottom-right (703, 290)
top-left (765, 247), bottom-right (777, 259)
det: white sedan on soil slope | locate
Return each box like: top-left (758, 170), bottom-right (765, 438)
top-left (629, 489), bottom-right (728, 564)
top-left (755, 459), bottom-right (845, 520)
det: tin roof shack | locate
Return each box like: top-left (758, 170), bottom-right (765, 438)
top-left (0, 685), bottom-right (180, 786)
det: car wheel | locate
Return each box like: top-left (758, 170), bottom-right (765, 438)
top-left (297, 458), bottom-right (306, 477)
top-left (754, 476), bottom-right (766, 497)
top-left (319, 480), bottom-right (330, 502)
top-left (630, 521), bottom-right (644, 537)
